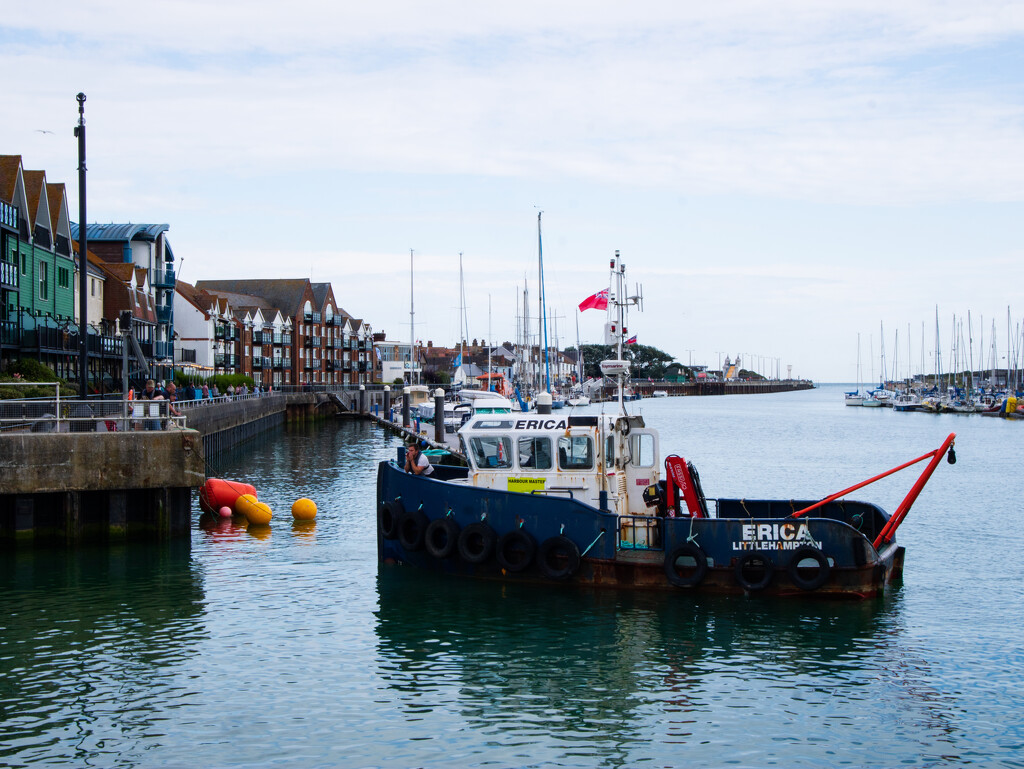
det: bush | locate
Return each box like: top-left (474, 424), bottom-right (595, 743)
top-left (0, 360), bottom-right (65, 399)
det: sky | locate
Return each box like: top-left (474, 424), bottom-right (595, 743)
top-left (3, 1), bottom-right (1023, 382)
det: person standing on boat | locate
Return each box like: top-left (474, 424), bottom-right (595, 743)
top-left (404, 442), bottom-right (434, 476)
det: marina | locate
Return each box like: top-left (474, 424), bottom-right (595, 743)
top-left (2, 384), bottom-right (1021, 767)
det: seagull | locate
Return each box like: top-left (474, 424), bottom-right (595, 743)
top-left (35, 129), bottom-right (54, 134)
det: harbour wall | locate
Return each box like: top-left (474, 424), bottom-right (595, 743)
top-left (0, 430), bottom-right (205, 546)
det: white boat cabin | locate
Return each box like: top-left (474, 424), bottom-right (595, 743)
top-left (455, 413), bottom-right (661, 518)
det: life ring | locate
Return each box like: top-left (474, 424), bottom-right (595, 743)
top-left (496, 529), bottom-right (536, 573)
top-left (735, 551), bottom-right (774, 591)
top-left (397, 509), bottom-right (429, 551)
top-left (787, 546), bottom-right (831, 591)
top-left (664, 542), bottom-right (708, 587)
top-left (377, 499), bottom-right (404, 540)
top-left (539, 536), bottom-right (580, 580)
top-left (425, 517), bottom-right (460, 559)
top-left (458, 522), bottom-right (497, 564)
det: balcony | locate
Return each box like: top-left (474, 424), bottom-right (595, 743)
top-left (323, 316), bottom-right (334, 326)
top-left (252, 357), bottom-right (263, 370)
top-left (155, 304), bottom-right (172, 323)
top-left (281, 360), bottom-right (291, 370)
top-left (0, 260), bottom-right (17, 289)
top-left (154, 340), bottom-right (173, 359)
top-left (0, 321), bottom-right (20, 346)
top-left (325, 338), bottom-right (334, 349)
top-left (272, 358), bottom-right (283, 370)
top-left (86, 333), bottom-right (122, 356)
top-left (215, 325), bottom-right (226, 339)
top-left (303, 336), bottom-right (312, 348)
top-left (215, 353), bottom-right (225, 367)
top-left (253, 331), bottom-right (264, 344)
top-left (262, 357), bottom-right (273, 369)
top-left (312, 357), bottom-right (321, 368)
top-left (311, 311), bottom-right (321, 323)
top-left (152, 266), bottom-right (176, 287)
top-left (311, 336), bottom-right (321, 347)
top-left (325, 360), bottom-right (334, 372)
top-left (282, 334), bottom-right (292, 345)
top-left (358, 362), bottom-right (368, 373)
top-left (0, 200), bottom-right (18, 230)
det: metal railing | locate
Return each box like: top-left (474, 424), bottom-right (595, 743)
top-left (0, 383), bottom-right (187, 432)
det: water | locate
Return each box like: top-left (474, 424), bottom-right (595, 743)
top-left (3, 385), bottom-right (1023, 768)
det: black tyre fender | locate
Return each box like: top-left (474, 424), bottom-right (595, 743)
top-left (538, 535), bottom-right (581, 580)
top-left (397, 509), bottom-right (429, 552)
top-left (378, 499), bottom-right (404, 540)
top-left (457, 522), bottom-right (497, 564)
top-left (496, 529), bottom-right (537, 573)
top-left (787, 546), bottom-right (831, 591)
top-left (735, 551), bottom-right (774, 592)
top-left (664, 542), bottom-right (708, 587)
top-left (425, 517), bottom-right (460, 559)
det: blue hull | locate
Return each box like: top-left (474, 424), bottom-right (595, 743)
top-left (376, 461), bottom-right (904, 598)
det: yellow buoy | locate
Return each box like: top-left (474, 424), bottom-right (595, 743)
top-left (291, 498), bottom-right (317, 520)
top-left (245, 501), bottom-right (273, 526)
top-left (234, 493), bottom-right (260, 517)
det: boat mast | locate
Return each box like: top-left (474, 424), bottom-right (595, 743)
top-left (458, 251), bottom-right (465, 387)
top-left (537, 211), bottom-right (551, 393)
top-left (487, 294), bottom-right (492, 391)
top-left (410, 248), bottom-right (416, 385)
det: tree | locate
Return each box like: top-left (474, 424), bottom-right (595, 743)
top-left (567, 343), bottom-right (677, 380)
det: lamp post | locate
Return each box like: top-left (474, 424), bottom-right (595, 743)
top-left (74, 92), bottom-right (88, 398)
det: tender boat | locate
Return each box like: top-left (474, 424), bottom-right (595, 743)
top-left (376, 253), bottom-right (956, 598)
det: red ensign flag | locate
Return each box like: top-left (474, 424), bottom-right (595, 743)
top-left (578, 289), bottom-right (609, 312)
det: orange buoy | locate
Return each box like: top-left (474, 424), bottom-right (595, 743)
top-left (199, 479), bottom-right (257, 514)
top-left (291, 498), bottom-right (317, 520)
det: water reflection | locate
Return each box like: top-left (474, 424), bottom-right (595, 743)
top-left (0, 543), bottom-right (205, 768)
top-left (373, 568), bottom-right (919, 763)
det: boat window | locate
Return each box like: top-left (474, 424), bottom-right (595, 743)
top-left (473, 419), bottom-right (515, 429)
top-left (517, 436), bottom-right (552, 470)
top-left (630, 433), bottom-right (655, 467)
top-left (605, 435), bottom-right (614, 465)
top-left (557, 435), bottom-right (594, 471)
top-left (469, 436), bottom-right (513, 469)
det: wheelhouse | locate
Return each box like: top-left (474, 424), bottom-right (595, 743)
top-left (456, 413), bottom-right (661, 518)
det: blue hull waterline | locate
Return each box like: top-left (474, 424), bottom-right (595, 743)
top-left (377, 460), bottom-right (906, 598)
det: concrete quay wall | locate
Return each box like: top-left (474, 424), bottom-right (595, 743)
top-left (0, 430), bottom-right (206, 546)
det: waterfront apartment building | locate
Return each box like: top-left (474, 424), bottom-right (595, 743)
top-left (71, 223), bottom-right (178, 385)
top-left (196, 278), bottom-right (376, 387)
top-left (0, 156), bottom-right (79, 379)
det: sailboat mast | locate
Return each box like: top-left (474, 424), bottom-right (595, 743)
top-left (410, 248), bottom-right (416, 385)
top-left (538, 211), bottom-right (551, 392)
top-left (458, 251), bottom-right (465, 386)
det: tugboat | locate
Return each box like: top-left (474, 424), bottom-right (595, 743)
top-left (376, 253), bottom-right (956, 598)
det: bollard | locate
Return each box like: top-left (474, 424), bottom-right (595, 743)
top-left (402, 386), bottom-right (411, 427)
top-left (433, 387), bottom-right (445, 444)
top-left (359, 384), bottom-right (366, 414)
top-left (383, 385), bottom-right (391, 419)
top-left (537, 391), bottom-right (553, 414)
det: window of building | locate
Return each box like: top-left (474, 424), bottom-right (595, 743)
top-left (20, 253), bottom-right (27, 275)
top-left (90, 278), bottom-right (96, 297)
top-left (57, 266), bottom-right (69, 289)
top-left (38, 261), bottom-right (48, 300)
